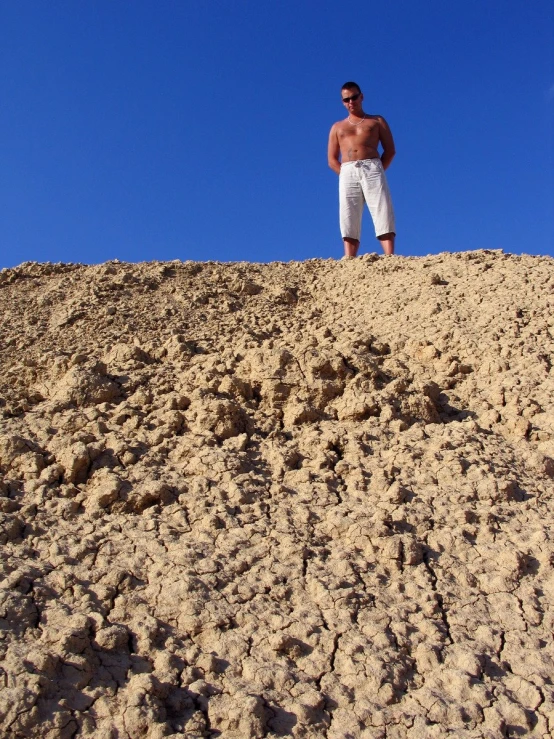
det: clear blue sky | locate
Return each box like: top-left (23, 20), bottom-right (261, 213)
top-left (1, 1), bottom-right (552, 268)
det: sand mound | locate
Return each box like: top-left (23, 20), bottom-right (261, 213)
top-left (1, 251), bottom-right (553, 738)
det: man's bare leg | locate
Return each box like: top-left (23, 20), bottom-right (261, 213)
top-left (378, 233), bottom-right (395, 256)
top-left (343, 238), bottom-right (360, 258)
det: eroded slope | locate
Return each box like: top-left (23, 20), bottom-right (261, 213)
top-left (1, 251), bottom-right (553, 738)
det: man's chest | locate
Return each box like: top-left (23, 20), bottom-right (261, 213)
top-left (337, 121), bottom-right (380, 143)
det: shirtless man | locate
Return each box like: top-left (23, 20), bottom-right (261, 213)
top-left (328, 81), bottom-right (396, 257)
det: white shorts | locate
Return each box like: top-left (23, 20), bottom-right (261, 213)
top-left (339, 158), bottom-right (396, 240)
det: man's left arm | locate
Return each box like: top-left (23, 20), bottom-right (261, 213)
top-left (378, 116), bottom-right (396, 170)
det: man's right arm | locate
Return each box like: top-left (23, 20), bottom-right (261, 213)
top-left (328, 125), bottom-right (341, 175)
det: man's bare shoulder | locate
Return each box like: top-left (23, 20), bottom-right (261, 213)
top-left (331, 118), bottom-right (349, 131)
top-left (373, 114), bottom-right (391, 127)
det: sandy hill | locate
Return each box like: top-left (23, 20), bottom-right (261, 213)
top-left (0, 251), bottom-right (553, 739)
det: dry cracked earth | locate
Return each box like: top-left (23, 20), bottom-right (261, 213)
top-left (1, 251), bottom-right (553, 738)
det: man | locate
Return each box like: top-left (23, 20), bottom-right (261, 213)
top-left (328, 81), bottom-right (396, 257)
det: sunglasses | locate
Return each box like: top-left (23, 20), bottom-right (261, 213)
top-left (342, 93), bottom-right (361, 103)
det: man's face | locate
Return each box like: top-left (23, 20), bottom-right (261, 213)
top-left (342, 88), bottom-right (363, 116)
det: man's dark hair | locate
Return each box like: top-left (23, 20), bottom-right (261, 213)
top-left (341, 81), bottom-right (361, 94)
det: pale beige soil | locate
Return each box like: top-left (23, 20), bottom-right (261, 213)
top-left (0, 250), bottom-right (553, 738)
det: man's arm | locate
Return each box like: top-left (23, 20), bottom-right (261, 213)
top-left (328, 124), bottom-right (341, 175)
top-left (378, 116), bottom-right (396, 170)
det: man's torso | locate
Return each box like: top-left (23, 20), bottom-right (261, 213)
top-left (336, 115), bottom-right (382, 162)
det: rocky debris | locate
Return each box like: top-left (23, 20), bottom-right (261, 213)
top-left (0, 251), bottom-right (553, 737)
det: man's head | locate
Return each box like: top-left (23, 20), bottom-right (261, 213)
top-left (341, 81), bottom-right (361, 96)
top-left (341, 82), bottom-right (363, 114)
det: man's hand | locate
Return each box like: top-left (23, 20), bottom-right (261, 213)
top-left (328, 124), bottom-right (341, 175)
